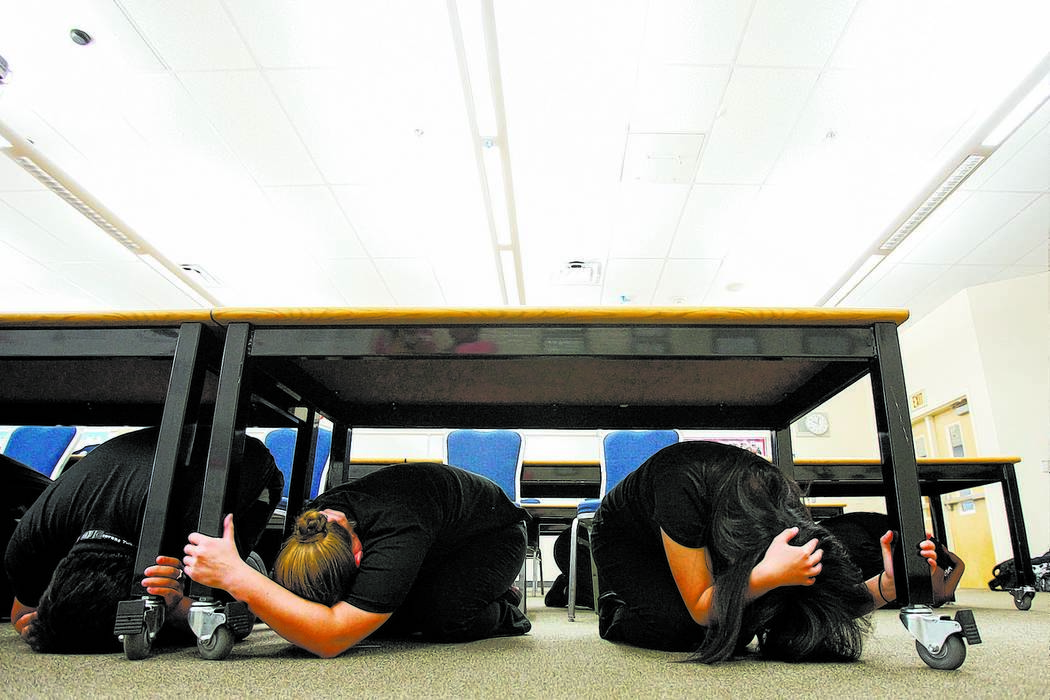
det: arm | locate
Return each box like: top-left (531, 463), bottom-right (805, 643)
top-left (661, 526), bottom-right (823, 626)
top-left (184, 514), bottom-right (390, 658)
top-left (866, 530), bottom-right (938, 610)
top-left (11, 598), bottom-right (36, 641)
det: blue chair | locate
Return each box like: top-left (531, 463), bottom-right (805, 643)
top-left (567, 429), bottom-right (679, 621)
top-left (3, 425), bottom-right (78, 478)
top-left (265, 427), bottom-right (333, 508)
top-left (445, 429), bottom-right (540, 600)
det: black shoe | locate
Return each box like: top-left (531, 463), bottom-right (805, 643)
top-left (597, 591), bottom-right (627, 640)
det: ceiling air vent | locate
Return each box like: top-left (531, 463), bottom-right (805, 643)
top-left (620, 132), bottom-right (705, 184)
top-left (180, 264), bottom-right (222, 287)
top-left (553, 260), bottom-right (602, 285)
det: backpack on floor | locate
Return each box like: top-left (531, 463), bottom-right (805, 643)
top-left (988, 549), bottom-right (1050, 592)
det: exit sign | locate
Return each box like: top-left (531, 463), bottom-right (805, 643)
top-left (910, 390), bottom-right (927, 410)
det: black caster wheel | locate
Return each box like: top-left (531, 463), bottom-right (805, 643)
top-left (1014, 593), bottom-right (1033, 610)
top-left (197, 625), bottom-right (235, 661)
top-left (122, 632), bottom-right (151, 661)
top-left (915, 634), bottom-right (966, 670)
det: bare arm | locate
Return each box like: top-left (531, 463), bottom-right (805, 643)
top-left (184, 514), bottom-right (390, 657)
top-left (661, 526), bottom-right (823, 626)
top-left (865, 530), bottom-right (938, 610)
top-left (11, 598), bottom-right (36, 641)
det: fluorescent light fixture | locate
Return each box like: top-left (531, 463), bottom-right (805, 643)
top-left (982, 74), bottom-right (1050, 147)
top-left (3, 141), bottom-right (221, 307)
top-left (879, 155), bottom-right (985, 252)
top-left (482, 139), bottom-right (512, 246)
top-left (451, 0), bottom-right (499, 137)
top-left (825, 254), bottom-right (885, 307)
top-left (499, 247), bottom-right (521, 305)
top-left (15, 156), bottom-right (145, 253)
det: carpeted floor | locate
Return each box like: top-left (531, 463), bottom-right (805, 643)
top-left (1, 588), bottom-right (1046, 698)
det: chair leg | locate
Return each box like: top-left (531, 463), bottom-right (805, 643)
top-left (567, 517), bottom-right (580, 621)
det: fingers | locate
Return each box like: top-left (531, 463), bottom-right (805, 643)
top-left (775, 526), bottom-right (800, 544)
top-left (222, 513), bottom-right (235, 541)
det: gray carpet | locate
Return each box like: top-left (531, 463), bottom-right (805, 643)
top-left (2, 589), bottom-right (1046, 699)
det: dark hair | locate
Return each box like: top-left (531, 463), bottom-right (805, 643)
top-left (273, 510), bottom-right (358, 606)
top-left (687, 447), bottom-right (870, 663)
top-left (26, 546), bottom-right (136, 653)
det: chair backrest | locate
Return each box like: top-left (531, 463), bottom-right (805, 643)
top-left (599, 430), bottom-right (680, 496)
top-left (445, 429), bottom-right (523, 502)
top-left (264, 427), bottom-right (333, 501)
top-left (3, 425), bottom-right (78, 478)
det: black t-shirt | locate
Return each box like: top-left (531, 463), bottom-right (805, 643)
top-left (308, 462), bottom-right (526, 614)
top-left (597, 440), bottom-right (771, 549)
top-left (5, 427), bottom-right (276, 607)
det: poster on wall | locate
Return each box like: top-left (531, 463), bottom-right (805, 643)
top-left (682, 435), bottom-right (771, 459)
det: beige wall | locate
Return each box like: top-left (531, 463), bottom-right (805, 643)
top-left (898, 272), bottom-right (1049, 559)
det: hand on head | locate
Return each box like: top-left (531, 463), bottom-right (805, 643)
top-left (754, 526), bottom-right (824, 590)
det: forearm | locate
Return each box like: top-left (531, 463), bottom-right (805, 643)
top-left (684, 567), bottom-right (779, 626)
top-left (224, 564), bottom-right (374, 657)
top-left (865, 573), bottom-right (892, 611)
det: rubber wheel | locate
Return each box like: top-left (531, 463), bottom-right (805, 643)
top-left (1014, 594), bottom-right (1033, 611)
top-left (123, 632), bottom-right (151, 661)
top-left (197, 625), bottom-right (235, 661)
top-left (915, 634), bottom-right (966, 670)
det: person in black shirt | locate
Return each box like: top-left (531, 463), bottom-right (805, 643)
top-left (1, 454), bottom-right (53, 620)
top-left (590, 441), bottom-right (939, 663)
top-left (5, 426), bottom-right (282, 653)
top-left (183, 462), bottom-right (531, 657)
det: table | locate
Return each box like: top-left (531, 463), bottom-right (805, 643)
top-left (200, 307), bottom-right (936, 598)
top-left (3, 306), bottom-right (979, 666)
top-left (796, 457), bottom-right (1037, 609)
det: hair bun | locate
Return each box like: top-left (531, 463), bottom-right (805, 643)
top-left (294, 510), bottom-right (329, 543)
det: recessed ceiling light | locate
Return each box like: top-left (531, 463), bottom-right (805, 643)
top-left (70, 28), bottom-right (93, 46)
top-left (725, 282), bottom-right (745, 292)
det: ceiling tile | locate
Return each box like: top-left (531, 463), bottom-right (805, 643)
top-left (602, 259), bottom-right (663, 305)
top-left (978, 125), bottom-right (1050, 193)
top-left (737, 0), bottom-right (855, 68)
top-left (670, 184), bottom-right (760, 258)
top-left (120, 0), bottom-right (255, 70)
top-left (374, 258), bottom-right (445, 306)
top-left (608, 183), bottom-right (690, 258)
top-left (179, 71), bottom-right (322, 186)
top-left (263, 186), bottom-right (366, 258)
top-left (0, 156), bottom-right (44, 191)
top-left (0, 191), bottom-right (136, 263)
top-left (641, 0), bottom-right (751, 64)
top-left (847, 262), bottom-right (944, 308)
top-left (902, 191), bottom-right (1041, 265)
top-left (630, 66), bottom-right (730, 133)
top-left (319, 258), bottom-right (394, 306)
top-left (696, 67), bottom-right (819, 184)
top-left (654, 259), bottom-right (721, 305)
top-left (960, 194), bottom-right (1050, 266)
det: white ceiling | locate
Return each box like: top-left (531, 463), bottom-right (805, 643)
top-left (0, 0), bottom-right (1047, 325)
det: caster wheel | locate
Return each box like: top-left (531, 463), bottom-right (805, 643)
top-left (915, 634), bottom-right (966, 670)
top-left (197, 625), bottom-right (235, 660)
top-left (1014, 594), bottom-right (1033, 611)
top-left (122, 632), bottom-right (151, 661)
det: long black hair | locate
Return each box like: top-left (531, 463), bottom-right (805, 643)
top-left (687, 446), bottom-right (871, 663)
